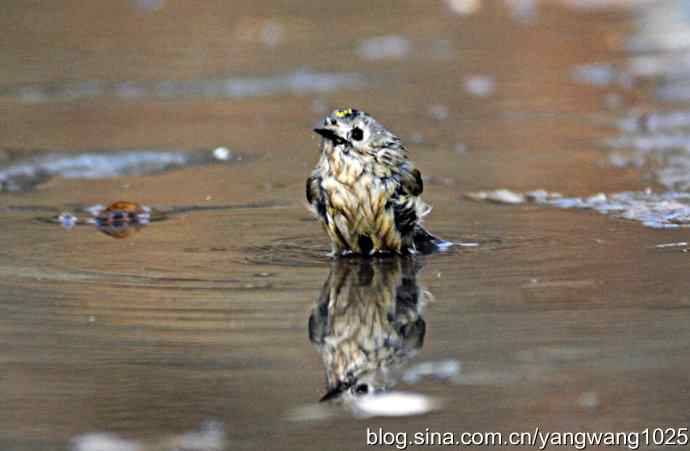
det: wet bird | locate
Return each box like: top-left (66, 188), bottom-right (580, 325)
top-left (307, 108), bottom-right (448, 256)
top-left (309, 257), bottom-right (429, 402)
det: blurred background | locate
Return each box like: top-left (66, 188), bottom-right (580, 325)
top-left (2, 1), bottom-right (690, 450)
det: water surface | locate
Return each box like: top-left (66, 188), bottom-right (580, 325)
top-left (2, 1), bottom-right (690, 450)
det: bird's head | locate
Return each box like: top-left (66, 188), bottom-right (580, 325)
top-left (313, 108), bottom-right (403, 156)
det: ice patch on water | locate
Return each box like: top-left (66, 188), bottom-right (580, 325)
top-left (1, 69), bottom-right (366, 103)
top-left (0, 148), bottom-right (238, 192)
top-left (467, 189), bottom-right (690, 228)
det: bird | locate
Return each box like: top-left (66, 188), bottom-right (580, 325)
top-left (308, 257), bottom-right (429, 402)
top-left (306, 108), bottom-right (448, 256)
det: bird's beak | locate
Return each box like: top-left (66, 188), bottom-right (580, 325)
top-left (313, 128), bottom-right (348, 146)
top-left (319, 382), bottom-right (347, 402)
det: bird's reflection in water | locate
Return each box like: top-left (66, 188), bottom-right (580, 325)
top-left (309, 256), bottom-right (431, 403)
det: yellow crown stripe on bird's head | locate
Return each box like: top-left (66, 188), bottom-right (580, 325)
top-left (335, 108), bottom-right (353, 118)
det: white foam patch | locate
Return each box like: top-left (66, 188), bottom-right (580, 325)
top-left (350, 391), bottom-right (440, 418)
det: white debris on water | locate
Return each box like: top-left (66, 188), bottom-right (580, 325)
top-left (467, 189), bottom-right (690, 228)
top-left (463, 75), bottom-right (495, 97)
top-left (58, 212), bottom-right (78, 229)
top-left (654, 241), bottom-right (688, 248)
top-left (212, 146), bottom-right (232, 161)
top-left (466, 189), bottom-right (527, 204)
top-left (356, 35), bottom-right (412, 61)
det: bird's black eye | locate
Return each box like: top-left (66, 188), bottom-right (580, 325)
top-left (329, 118), bottom-right (337, 126)
top-left (351, 127), bottom-right (364, 141)
top-left (354, 384), bottom-right (369, 395)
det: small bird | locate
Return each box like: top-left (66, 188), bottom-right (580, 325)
top-left (306, 108), bottom-right (447, 256)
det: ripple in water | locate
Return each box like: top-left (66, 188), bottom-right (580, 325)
top-left (242, 235), bottom-right (332, 267)
top-left (242, 233), bottom-right (484, 267)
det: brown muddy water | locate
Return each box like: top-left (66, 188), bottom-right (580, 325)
top-left (2, 1), bottom-right (690, 450)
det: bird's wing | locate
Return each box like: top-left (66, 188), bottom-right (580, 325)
top-left (306, 171), bottom-right (327, 222)
top-left (398, 163), bottom-right (423, 196)
top-left (389, 163), bottom-right (424, 239)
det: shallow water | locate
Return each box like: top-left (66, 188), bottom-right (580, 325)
top-left (2, 1), bottom-right (690, 450)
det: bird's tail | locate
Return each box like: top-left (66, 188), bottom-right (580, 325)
top-left (413, 226), bottom-right (453, 254)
